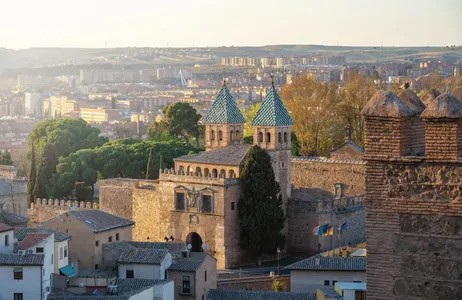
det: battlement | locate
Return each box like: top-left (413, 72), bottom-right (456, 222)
top-left (30, 198), bottom-right (99, 210)
top-left (315, 195), bottom-right (365, 214)
top-left (159, 168), bottom-right (240, 186)
top-left (292, 156), bottom-right (364, 165)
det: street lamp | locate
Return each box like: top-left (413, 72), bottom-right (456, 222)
top-left (277, 247), bottom-right (281, 276)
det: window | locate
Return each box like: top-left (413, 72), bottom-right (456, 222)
top-left (278, 132), bottom-right (282, 143)
top-left (218, 130), bottom-right (223, 141)
top-left (126, 269), bottom-right (134, 279)
top-left (108, 236), bottom-right (113, 242)
top-left (95, 241), bottom-right (99, 247)
top-left (64, 246), bottom-right (68, 258)
top-left (36, 247), bottom-right (44, 253)
top-left (14, 293), bottom-right (23, 300)
top-left (228, 170), bottom-right (235, 178)
top-left (5, 234), bottom-right (9, 246)
top-left (182, 276), bottom-right (191, 294)
top-left (258, 132), bottom-right (263, 142)
top-left (164, 270), bottom-right (167, 280)
top-left (333, 280), bottom-right (338, 287)
top-left (212, 169), bottom-right (218, 178)
top-left (230, 131), bottom-right (234, 141)
top-left (51, 255), bottom-right (53, 264)
top-left (196, 167), bottom-right (202, 175)
top-left (202, 195), bottom-right (212, 213)
top-left (220, 169), bottom-right (226, 178)
top-left (231, 202), bottom-right (235, 210)
top-left (43, 269), bottom-right (45, 276)
top-left (204, 168), bottom-right (210, 177)
top-left (284, 132), bottom-right (288, 143)
top-left (175, 192), bottom-right (186, 210)
top-left (266, 132), bottom-right (271, 143)
top-left (235, 130), bottom-right (240, 140)
top-left (116, 233), bottom-right (119, 241)
top-left (205, 270), bottom-right (207, 282)
top-left (324, 280), bottom-right (330, 286)
top-left (60, 247), bottom-right (63, 259)
top-left (94, 264), bottom-right (99, 270)
top-left (13, 268), bottom-right (23, 280)
top-left (211, 130), bottom-right (215, 141)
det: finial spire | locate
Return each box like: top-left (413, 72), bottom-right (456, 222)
top-left (271, 73), bottom-right (275, 87)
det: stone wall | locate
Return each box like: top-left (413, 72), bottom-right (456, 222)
top-left (30, 198), bottom-right (98, 223)
top-left (217, 274), bottom-right (290, 292)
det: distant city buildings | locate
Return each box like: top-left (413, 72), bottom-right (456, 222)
top-left (24, 93), bottom-right (43, 118)
top-left (221, 55), bottom-right (346, 67)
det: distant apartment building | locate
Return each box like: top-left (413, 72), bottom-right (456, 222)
top-left (24, 93), bottom-right (43, 118)
top-left (17, 75), bottom-right (54, 90)
top-left (131, 112), bottom-right (157, 124)
top-left (157, 66), bottom-right (192, 80)
top-left (221, 55), bottom-right (346, 67)
top-left (79, 69), bottom-right (138, 85)
top-left (43, 96), bottom-right (78, 119)
top-left (79, 108), bottom-right (124, 123)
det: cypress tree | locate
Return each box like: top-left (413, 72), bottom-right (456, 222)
top-left (238, 145), bottom-right (285, 259)
top-left (27, 144), bottom-right (37, 203)
top-left (2, 150), bottom-right (13, 165)
top-left (146, 149), bottom-right (153, 179)
top-left (34, 144), bottom-right (58, 199)
top-left (34, 163), bottom-right (47, 199)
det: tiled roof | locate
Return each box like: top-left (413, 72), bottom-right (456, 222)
top-left (175, 144), bottom-right (251, 166)
top-left (0, 222), bottom-right (13, 233)
top-left (118, 249), bottom-right (169, 265)
top-left (0, 253), bottom-right (44, 265)
top-left (50, 210), bottom-right (134, 233)
top-left (48, 297), bottom-right (128, 300)
top-left (0, 211), bottom-right (28, 226)
top-left (18, 233), bottom-right (51, 250)
top-left (168, 252), bottom-right (208, 272)
top-left (291, 156), bottom-right (365, 165)
top-left (203, 84), bottom-right (245, 124)
top-left (15, 228), bottom-right (71, 242)
top-left (285, 256), bottom-right (366, 271)
top-left (206, 289), bottom-right (316, 300)
top-left (251, 85), bottom-right (293, 127)
top-left (330, 141), bottom-right (364, 154)
top-left (421, 92), bottom-right (462, 118)
top-left (114, 278), bottom-right (171, 294)
top-left (362, 90), bottom-right (415, 117)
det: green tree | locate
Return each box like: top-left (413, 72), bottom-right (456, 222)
top-left (163, 102), bottom-right (201, 144)
top-left (33, 145), bottom-right (59, 199)
top-left (241, 103), bottom-right (261, 137)
top-left (238, 145), bottom-right (285, 261)
top-left (27, 144), bottom-right (37, 203)
top-left (272, 278), bottom-right (286, 292)
top-left (146, 149), bottom-right (154, 179)
top-left (0, 150), bottom-right (13, 165)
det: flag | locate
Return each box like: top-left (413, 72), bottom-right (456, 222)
top-left (323, 225), bottom-right (333, 236)
top-left (338, 221), bottom-right (347, 238)
top-left (312, 225), bottom-right (320, 236)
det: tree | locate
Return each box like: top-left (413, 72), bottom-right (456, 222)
top-left (163, 102), bottom-right (201, 144)
top-left (33, 144), bottom-right (58, 199)
top-left (27, 144), bottom-right (37, 203)
top-left (146, 149), bottom-right (154, 179)
top-left (238, 145), bottom-right (285, 261)
top-left (241, 103), bottom-right (261, 138)
top-left (0, 150), bottom-right (13, 165)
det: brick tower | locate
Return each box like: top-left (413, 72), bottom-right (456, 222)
top-left (251, 82), bottom-right (293, 202)
top-left (203, 82), bottom-right (245, 151)
top-left (362, 90), bottom-right (462, 299)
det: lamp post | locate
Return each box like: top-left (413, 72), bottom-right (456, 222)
top-left (277, 247), bottom-right (281, 277)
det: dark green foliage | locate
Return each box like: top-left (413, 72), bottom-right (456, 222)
top-left (146, 149), bottom-right (154, 179)
top-left (75, 182), bottom-right (93, 201)
top-left (27, 144), bottom-right (37, 203)
top-left (291, 132), bottom-right (301, 156)
top-left (34, 144), bottom-right (58, 198)
top-left (0, 150), bottom-right (13, 165)
top-left (243, 136), bottom-right (253, 145)
top-left (238, 145), bottom-right (286, 257)
top-left (52, 139), bottom-right (198, 198)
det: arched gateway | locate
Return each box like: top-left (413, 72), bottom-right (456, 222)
top-left (186, 232), bottom-right (203, 252)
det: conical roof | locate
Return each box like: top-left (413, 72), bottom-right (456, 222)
top-left (420, 89), bottom-right (441, 106)
top-left (397, 88), bottom-right (426, 113)
top-left (362, 90), bottom-right (415, 117)
top-left (203, 84), bottom-right (245, 124)
top-left (421, 93), bottom-right (462, 119)
top-left (251, 85), bottom-right (293, 126)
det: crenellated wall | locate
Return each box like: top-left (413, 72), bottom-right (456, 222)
top-left (30, 198), bottom-right (98, 223)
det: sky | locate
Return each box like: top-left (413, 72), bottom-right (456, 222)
top-left (1, 0), bottom-right (461, 49)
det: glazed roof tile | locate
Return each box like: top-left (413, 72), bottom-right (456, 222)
top-left (252, 85), bottom-right (293, 126)
top-left (203, 84), bottom-right (245, 124)
top-left (175, 144), bottom-right (251, 166)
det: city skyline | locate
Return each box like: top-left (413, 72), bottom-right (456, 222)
top-left (1, 0), bottom-right (461, 49)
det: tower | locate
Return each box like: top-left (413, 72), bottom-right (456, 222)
top-left (251, 82), bottom-right (293, 201)
top-left (203, 83), bottom-right (245, 151)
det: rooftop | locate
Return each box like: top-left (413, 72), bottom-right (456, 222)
top-left (0, 222), bottom-right (13, 233)
top-left (17, 233), bottom-right (52, 250)
top-left (421, 92), bottom-right (462, 119)
top-left (420, 88), bottom-right (441, 106)
top-left (168, 252), bottom-right (209, 272)
top-left (118, 249), bottom-right (170, 265)
top-left (335, 282), bottom-right (367, 291)
top-left (203, 84), bottom-right (245, 124)
top-left (0, 211), bottom-right (29, 227)
top-left (15, 227), bottom-right (71, 242)
top-left (114, 278), bottom-right (171, 294)
top-left (362, 90), bottom-right (415, 117)
top-left (285, 256), bottom-right (366, 271)
top-left (206, 289), bottom-right (316, 300)
top-left (397, 88), bottom-right (426, 114)
top-left (0, 253), bottom-right (44, 265)
top-left (251, 85), bottom-right (293, 127)
top-left (175, 144), bottom-right (251, 166)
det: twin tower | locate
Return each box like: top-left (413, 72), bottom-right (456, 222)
top-left (203, 81), bottom-right (293, 200)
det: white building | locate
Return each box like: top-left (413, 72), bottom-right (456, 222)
top-left (118, 249), bottom-right (172, 280)
top-left (25, 93), bottom-right (43, 118)
top-left (286, 255), bottom-right (366, 293)
top-left (0, 223), bottom-right (14, 253)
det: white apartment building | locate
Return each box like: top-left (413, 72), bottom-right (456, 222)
top-left (25, 93), bottom-right (43, 118)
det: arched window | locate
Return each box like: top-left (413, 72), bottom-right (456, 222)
top-left (266, 132), bottom-right (271, 143)
top-left (178, 166), bottom-right (185, 174)
top-left (278, 132), bottom-right (282, 143)
top-left (258, 132), bottom-right (263, 142)
top-left (204, 168), bottom-right (210, 177)
top-left (230, 131), bottom-right (235, 141)
top-left (228, 170), bottom-right (235, 178)
top-left (211, 130), bottom-right (215, 141)
top-left (235, 130), bottom-right (240, 140)
top-left (218, 130), bottom-right (223, 141)
top-left (220, 169), bottom-right (226, 178)
top-left (284, 132), bottom-right (288, 143)
top-left (212, 169), bottom-right (218, 178)
top-left (195, 167), bottom-right (202, 175)
top-left (187, 166), bottom-right (192, 174)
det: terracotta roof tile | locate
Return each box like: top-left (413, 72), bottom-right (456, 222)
top-left (17, 233), bottom-right (51, 250)
top-left (421, 93), bottom-right (462, 119)
top-left (0, 222), bottom-right (13, 233)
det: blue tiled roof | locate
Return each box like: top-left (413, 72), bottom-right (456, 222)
top-left (203, 84), bottom-right (245, 124)
top-left (251, 85), bottom-right (293, 126)
top-left (285, 255), bottom-right (366, 271)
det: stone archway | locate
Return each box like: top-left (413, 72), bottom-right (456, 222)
top-left (186, 232), bottom-right (203, 252)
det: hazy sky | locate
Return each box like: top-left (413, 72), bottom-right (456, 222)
top-left (2, 0), bottom-right (461, 49)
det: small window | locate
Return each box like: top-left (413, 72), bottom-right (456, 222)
top-left (182, 276), bottom-right (191, 294)
top-left (13, 268), bottom-right (23, 280)
top-left (202, 195), bottom-right (212, 213)
top-left (266, 132), bottom-right (271, 143)
top-left (204, 168), bottom-right (210, 177)
top-left (231, 202), bottom-right (235, 211)
top-left (116, 233), bottom-right (119, 241)
top-left (126, 269), bottom-right (134, 279)
top-left (5, 234), bottom-right (9, 246)
top-left (108, 236), bottom-right (113, 242)
top-left (258, 132), bottom-right (263, 142)
top-left (36, 247), bottom-right (44, 253)
top-left (218, 130), bottom-right (223, 141)
top-left (95, 241), bottom-right (99, 247)
top-left (278, 132), bottom-right (282, 143)
top-left (230, 131), bottom-right (235, 141)
top-left (164, 269), bottom-right (167, 280)
top-left (14, 293), bottom-right (23, 300)
top-left (284, 132), bottom-right (288, 143)
top-left (205, 270), bottom-right (207, 282)
top-left (211, 130), bottom-right (215, 141)
top-left (175, 192), bottom-right (186, 210)
top-left (94, 264), bottom-right (99, 270)
top-left (51, 254), bottom-right (53, 264)
top-left (60, 247), bottom-right (63, 259)
top-left (64, 246), bottom-right (68, 258)
top-left (212, 169), bottom-right (218, 178)
top-left (324, 280), bottom-right (330, 286)
top-left (235, 130), bottom-right (240, 140)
